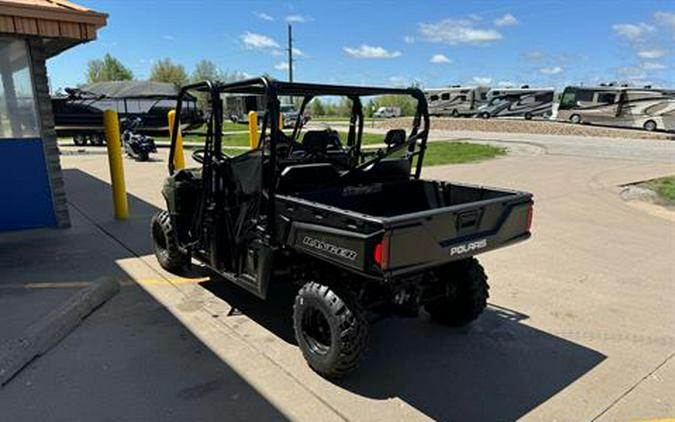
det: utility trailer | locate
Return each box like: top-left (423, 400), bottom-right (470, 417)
top-left (152, 77), bottom-right (534, 378)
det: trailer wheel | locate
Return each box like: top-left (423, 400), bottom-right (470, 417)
top-left (480, 112), bottom-right (490, 119)
top-left (425, 258), bottom-right (489, 326)
top-left (293, 281), bottom-right (368, 379)
top-left (643, 120), bottom-right (657, 132)
top-left (524, 112), bottom-right (533, 120)
top-left (570, 114), bottom-right (582, 124)
top-left (451, 109), bottom-right (459, 117)
top-left (151, 211), bottom-right (189, 273)
top-left (73, 134), bottom-right (87, 146)
top-left (91, 133), bottom-right (105, 146)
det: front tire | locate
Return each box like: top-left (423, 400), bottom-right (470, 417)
top-left (570, 114), bottom-right (582, 124)
top-left (293, 281), bottom-right (368, 379)
top-left (424, 258), bottom-right (489, 326)
top-left (480, 112), bottom-right (490, 119)
top-left (151, 211), bottom-right (189, 273)
top-left (643, 120), bottom-right (657, 132)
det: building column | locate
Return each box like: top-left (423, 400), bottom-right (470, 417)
top-left (28, 38), bottom-right (70, 228)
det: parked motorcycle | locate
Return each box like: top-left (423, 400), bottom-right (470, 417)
top-left (121, 117), bottom-right (156, 162)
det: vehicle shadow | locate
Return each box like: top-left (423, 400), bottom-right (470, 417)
top-left (340, 304), bottom-right (605, 421)
top-left (202, 275), bottom-right (605, 422)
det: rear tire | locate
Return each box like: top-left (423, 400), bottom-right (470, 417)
top-left (480, 112), bottom-right (490, 119)
top-left (570, 114), bottom-right (582, 124)
top-left (151, 211), bottom-right (189, 273)
top-left (451, 109), bottom-right (459, 117)
top-left (524, 112), bottom-right (533, 120)
top-left (137, 151), bottom-right (149, 162)
top-left (293, 281), bottom-right (368, 379)
top-left (643, 120), bottom-right (657, 132)
top-left (425, 258), bottom-right (489, 326)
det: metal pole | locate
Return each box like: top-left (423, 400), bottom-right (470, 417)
top-left (102, 110), bottom-right (128, 219)
top-left (167, 110), bottom-right (185, 170)
top-left (288, 24), bottom-right (293, 83)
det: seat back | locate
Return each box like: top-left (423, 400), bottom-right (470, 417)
top-left (278, 163), bottom-right (340, 193)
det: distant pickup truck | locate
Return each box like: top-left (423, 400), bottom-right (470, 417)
top-left (373, 106), bottom-right (401, 118)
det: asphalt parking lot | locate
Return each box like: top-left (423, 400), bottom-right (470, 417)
top-left (1, 131), bottom-right (673, 421)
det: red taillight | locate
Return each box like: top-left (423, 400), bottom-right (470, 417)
top-left (374, 235), bottom-right (389, 270)
top-left (374, 243), bottom-right (383, 266)
top-left (526, 203), bottom-right (533, 231)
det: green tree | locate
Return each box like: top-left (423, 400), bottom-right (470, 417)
top-left (86, 54), bottom-right (133, 83)
top-left (310, 98), bottom-right (325, 116)
top-left (191, 59), bottom-right (222, 83)
top-left (150, 58), bottom-right (188, 86)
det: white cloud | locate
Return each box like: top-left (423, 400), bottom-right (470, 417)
top-left (274, 62), bottom-right (289, 71)
top-left (286, 15), bottom-right (311, 23)
top-left (255, 12), bottom-right (274, 21)
top-left (344, 44), bottom-right (402, 59)
top-left (419, 18), bottom-right (502, 44)
top-left (498, 81), bottom-right (515, 87)
top-left (240, 32), bottom-right (280, 49)
top-left (494, 13), bottom-right (518, 27)
top-left (654, 11), bottom-right (675, 33)
top-left (612, 23), bottom-right (655, 40)
top-left (540, 66), bottom-right (563, 75)
top-left (641, 61), bottom-right (667, 70)
top-left (403, 35), bottom-right (415, 44)
top-left (472, 76), bottom-right (492, 85)
top-left (271, 49), bottom-right (284, 56)
top-left (525, 50), bottom-right (545, 60)
top-left (162, 35), bottom-right (174, 41)
top-left (430, 54), bottom-right (452, 64)
top-left (637, 48), bottom-right (667, 59)
top-left (292, 47), bottom-right (305, 57)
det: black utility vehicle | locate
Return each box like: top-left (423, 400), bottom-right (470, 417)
top-left (152, 77), bottom-right (534, 378)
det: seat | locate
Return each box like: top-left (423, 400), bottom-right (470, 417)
top-left (277, 163), bottom-right (341, 192)
top-left (363, 157), bottom-right (411, 182)
top-left (302, 130), bottom-right (342, 155)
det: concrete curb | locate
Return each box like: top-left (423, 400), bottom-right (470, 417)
top-left (0, 277), bottom-right (120, 386)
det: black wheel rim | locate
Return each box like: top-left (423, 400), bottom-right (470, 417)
top-left (301, 306), bottom-right (332, 356)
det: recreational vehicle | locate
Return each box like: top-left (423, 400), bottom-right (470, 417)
top-left (478, 87), bottom-right (554, 119)
top-left (558, 85), bottom-right (675, 132)
top-left (425, 86), bottom-right (490, 117)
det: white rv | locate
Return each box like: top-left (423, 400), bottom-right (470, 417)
top-left (425, 86), bottom-right (490, 117)
top-left (478, 86), bottom-right (554, 119)
top-left (557, 85), bottom-right (675, 132)
top-left (373, 106), bottom-right (401, 118)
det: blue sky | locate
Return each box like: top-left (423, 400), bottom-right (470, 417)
top-left (47, 0), bottom-right (675, 91)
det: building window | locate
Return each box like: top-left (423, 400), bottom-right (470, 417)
top-left (0, 38), bottom-right (39, 139)
top-left (441, 93), bottom-right (450, 100)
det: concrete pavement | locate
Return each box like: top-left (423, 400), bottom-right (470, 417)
top-left (1, 132), bottom-right (673, 421)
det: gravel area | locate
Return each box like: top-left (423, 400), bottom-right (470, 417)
top-left (378, 117), bottom-right (675, 141)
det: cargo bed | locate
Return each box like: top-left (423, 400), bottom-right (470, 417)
top-left (277, 179), bottom-right (533, 278)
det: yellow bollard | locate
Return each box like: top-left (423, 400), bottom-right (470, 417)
top-left (102, 110), bottom-right (128, 220)
top-left (248, 111), bottom-right (258, 149)
top-left (167, 110), bottom-right (185, 170)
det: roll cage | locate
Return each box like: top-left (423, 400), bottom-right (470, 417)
top-left (168, 77), bottom-right (429, 240)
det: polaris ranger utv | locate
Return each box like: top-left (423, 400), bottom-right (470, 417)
top-left (152, 77), bottom-right (533, 378)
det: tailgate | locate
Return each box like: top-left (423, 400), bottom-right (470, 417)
top-left (382, 192), bottom-right (533, 276)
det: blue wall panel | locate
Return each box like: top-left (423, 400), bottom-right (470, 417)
top-left (0, 138), bottom-right (57, 231)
